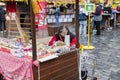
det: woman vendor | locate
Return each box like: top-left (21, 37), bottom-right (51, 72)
top-left (49, 26), bottom-right (80, 47)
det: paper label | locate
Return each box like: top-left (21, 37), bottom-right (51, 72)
top-left (65, 35), bottom-right (70, 46)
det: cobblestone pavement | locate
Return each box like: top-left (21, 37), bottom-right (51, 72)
top-left (50, 25), bottom-right (120, 80)
top-left (79, 27), bottom-right (120, 80)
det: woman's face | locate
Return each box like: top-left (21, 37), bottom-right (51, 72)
top-left (60, 29), bottom-right (68, 37)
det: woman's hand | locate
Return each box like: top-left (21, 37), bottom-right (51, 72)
top-left (57, 40), bottom-right (64, 44)
top-left (54, 41), bottom-right (65, 46)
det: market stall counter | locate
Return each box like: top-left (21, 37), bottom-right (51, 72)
top-left (0, 37), bottom-right (80, 80)
top-left (116, 11), bottom-right (120, 26)
top-left (35, 49), bottom-right (80, 80)
top-left (102, 13), bottom-right (111, 29)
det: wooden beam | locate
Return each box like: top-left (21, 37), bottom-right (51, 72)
top-left (29, 0), bottom-right (38, 80)
top-left (75, 0), bottom-right (79, 48)
top-left (29, 0), bottom-right (37, 61)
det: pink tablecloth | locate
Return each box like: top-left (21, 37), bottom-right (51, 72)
top-left (0, 51), bottom-right (33, 80)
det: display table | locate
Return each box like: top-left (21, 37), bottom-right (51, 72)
top-left (34, 49), bottom-right (79, 80)
top-left (0, 48), bottom-right (30, 79)
top-left (0, 51), bottom-right (32, 80)
top-left (102, 13), bottom-right (111, 29)
top-left (0, 37), bottom-right (80, 80)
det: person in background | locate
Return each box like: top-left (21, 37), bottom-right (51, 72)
top-left (110, 6), bottom-right (115, 29)
top-left (0, 6), bottom-right (6, 33)
top-left (54, 6), bottom-right (60, 26)
top-left (103, 3), bottom-right (112, 30)
top-left (66, 3), bottom-right (71, 9)
top-left (116, 4), bottom-right (120, 11)
top-left (93, 4), bottom-right (102, 35)
top-left (60, 4), bottom-right (66, 13)
top-left (79, 5), bottom-right (87, 37)
top-left (49, 26), bottom-right (80, 47)
top-left (116, 4), bottom-right (120, 23)
top-left (103, 3), bottom-right (112, 14)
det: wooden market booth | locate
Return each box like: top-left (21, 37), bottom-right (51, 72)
top-left (33, 0), bottom-right (80, 79)
top-left (0, 0), bottom-right (80, 80)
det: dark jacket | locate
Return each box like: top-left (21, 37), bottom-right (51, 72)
top-left (60, 4), bottom-right (65, 12)
top-left (79, 13), bottom-right (87, 21)
top-left (0, 7), bottom-right (6, 21)
top-left (94, 5), bottom-right (102, 15)
top-left (94, 5), bottom-right (102, 21)
top-left (103, 6), bottom-right (112, 14)
top-left (116, 6), bottom-right (120, 11)
top-left (54, 7), bottom-right (60, 17)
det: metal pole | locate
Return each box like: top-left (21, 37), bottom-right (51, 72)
top-left (88, 12), bottom-right (90, 47)
top-left (75, 0), bottom-right (79, 48)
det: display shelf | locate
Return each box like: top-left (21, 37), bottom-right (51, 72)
top-left (47, 14), bottom-right (75, 23)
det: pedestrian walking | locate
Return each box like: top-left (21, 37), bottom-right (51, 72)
top-left (93, 4), bottom-right (102, 35)
top-left (79, 5), bottom-right (87, 37)
top-left (110, 7), bottom-right (115, 29)
top-left (103, 3), bottom-right (112, 30)
top-left (54, 6), bottom-right (60, 26)
top-left (0, 6), bottom-right (6, 33)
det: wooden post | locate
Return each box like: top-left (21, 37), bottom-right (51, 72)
top-left (29, 0), bottom-right (37, 61)
top-left (75, 0), bottom-right (79, 48)
top-left (29, 0), bottom-right (38, 80)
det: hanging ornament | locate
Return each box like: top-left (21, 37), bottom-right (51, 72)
top-left (6, 1), bottom-right (17, 13)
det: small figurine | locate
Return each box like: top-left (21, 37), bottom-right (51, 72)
top-left (15, 37), bottom-right (24, 46)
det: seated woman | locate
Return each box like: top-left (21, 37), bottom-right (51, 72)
top-left (49, 26), bottom-right (80, 47)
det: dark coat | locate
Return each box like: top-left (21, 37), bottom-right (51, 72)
top-left (94, 5), bottom-right (102, 15)
top-left (79, 13), bottom-right (87, 21)
top-left (103, 6), bottom-right (112, 14)
top-left (0, 7), bottom-right (6, 21)
top-left (116, 6), bottom-right (120, 11)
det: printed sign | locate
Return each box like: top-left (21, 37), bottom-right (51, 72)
top-left (85, 4), bottom-right (95, 12)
